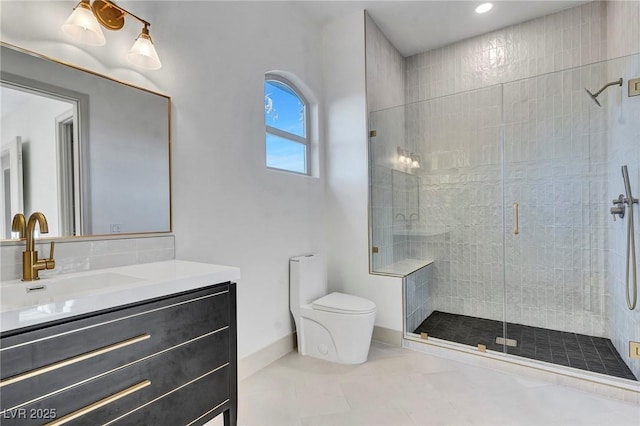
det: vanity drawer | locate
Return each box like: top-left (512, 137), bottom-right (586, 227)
top-left (111, 364), bottom-right (230, 426)
top-left (0, 328), bottom-right (230, 426)
top-left (1, 283), bottom-right (230, 411)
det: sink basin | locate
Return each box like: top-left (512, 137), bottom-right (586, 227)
top-left (1, 272), bottom-right (142, 313)
top-left (0, 260), bottom-right (241, 333)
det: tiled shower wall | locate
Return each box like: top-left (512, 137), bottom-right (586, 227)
top-left (370, 110), bottom-right (408, 271)
top-left (401, 1), bottom-right (639, 340)
top-left (405, 86), bottom-right (504, 322)
top-left (405, 264), bottom-right (434, 333)
top-left (605, 54), bottom-right (640, 379)
top-left (367, 0), bottom-right (639, 376)
top-left (366, 13), bottom-right (408, 271)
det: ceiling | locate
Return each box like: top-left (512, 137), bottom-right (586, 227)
top-left (298, 1), bottom-right (588, 57)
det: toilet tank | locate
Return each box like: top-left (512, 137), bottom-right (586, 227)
top-left (290, 254), bottom-right (327, 306)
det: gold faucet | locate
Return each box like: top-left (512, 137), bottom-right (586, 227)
top-left (11, 213), bottom-right (26, 239)
top-left (21, 212), bottom-right (55, 281)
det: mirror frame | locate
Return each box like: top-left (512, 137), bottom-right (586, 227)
top-left (0, 41), bottom-right (172, 244)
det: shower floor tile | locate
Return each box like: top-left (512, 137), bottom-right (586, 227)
top-left (414, 311), bottom-right (637, 381)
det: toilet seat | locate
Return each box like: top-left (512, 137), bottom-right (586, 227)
top-left (312, 292), bottom-right (376, 314)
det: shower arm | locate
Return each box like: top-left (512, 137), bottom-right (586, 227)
top-left (592, 78), bottom-right (623, 98)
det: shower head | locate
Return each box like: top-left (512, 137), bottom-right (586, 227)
top-left (585, 78), bottom-right (623, 107)
top-left (585, 88), bottom-right (601, 106)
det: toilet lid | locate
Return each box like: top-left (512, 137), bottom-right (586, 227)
top-left (312, 292), bottom-right (376, 314)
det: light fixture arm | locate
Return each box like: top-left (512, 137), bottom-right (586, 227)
top-left (97, 0), bottom-right (150, 28)
top-left (89, 0), bottom-right (152, 31)
top-left (64, 0), bottom-right (161, 69)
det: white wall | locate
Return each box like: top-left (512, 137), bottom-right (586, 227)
top-left (1, 1), bottom-right (328, 359)
top-left (1, 93), bottom-right (71, 236)
top-left (323, 12), bottom-right (403, 333)
top-left (1, 1), bottom-right (404, 358)
top-left (162, 2), bottom-right (327, 359)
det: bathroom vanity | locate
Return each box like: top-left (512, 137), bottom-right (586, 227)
top-left (0, 260), bottom-right (239, 426)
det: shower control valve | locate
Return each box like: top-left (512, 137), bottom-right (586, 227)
top-left (611, 194), bottom-right (626, 221)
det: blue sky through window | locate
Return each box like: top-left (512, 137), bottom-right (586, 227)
top-left (266, 134), bottom-right (306, 174)
top-left (265, 79), bottom-right (307, 173)
top-left (265, 80), bottom-right (305, 137)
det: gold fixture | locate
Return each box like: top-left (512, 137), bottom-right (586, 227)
top-left (44, 380), bottom-right (151, 426)
top-left (0, 334), bottom-right (150, 387)
top-left (372, 246), bottom-right (379, 254)
top-left (369, 130), bottom-right (377, 137)
top-left (62, 0), bottom-right (162, 70)
top-left (630, 78), bottom-right (640, 97)
top-left (513, 201), bottom-right (519, 235)
top-left (477, 344), bottom-right (487, 352)
top-left (21, 212), bottom-right (56, 281)
top-left (10, 213), bottom-right (26, 239)
top-left (631, 341), bottom-right (640, 360)
top-left (420, 332), bottom-right (428, 340)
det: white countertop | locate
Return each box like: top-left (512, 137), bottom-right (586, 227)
top-left (374, 258), bottom-right (433, 277)
top-left (0, 260), bottom-right (240, 333)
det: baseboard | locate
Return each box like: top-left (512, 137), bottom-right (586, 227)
top-left (372, 326), bottom-right (403, 347)
top-left (238, 333), bottom-right (296, 381)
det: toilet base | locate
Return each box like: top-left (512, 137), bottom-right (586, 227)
top-left (295, 307), bottom-right (376, 365)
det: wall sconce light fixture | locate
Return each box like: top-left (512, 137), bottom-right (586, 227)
top-left (62, 0), bottom-right (162, 70)
top-left (397, 147), bottom-right (421, 169)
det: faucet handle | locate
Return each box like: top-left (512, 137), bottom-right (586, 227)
top-left (45, 241), bottom-right (56, 270)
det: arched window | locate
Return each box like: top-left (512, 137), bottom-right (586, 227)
top-left (264, 74), bottom-right (310, 175)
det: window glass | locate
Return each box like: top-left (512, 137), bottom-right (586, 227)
top-left (264, 75), bottom-right (310, 175)
top-left (265, 80), bottom-right (305, 138)
top-left (265, 133), bottom-right (307, 174)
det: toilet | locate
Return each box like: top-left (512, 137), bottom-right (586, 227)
top-left (289, 254), bottom-right (376, 364)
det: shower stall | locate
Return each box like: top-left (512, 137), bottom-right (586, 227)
top-left (369, 52), bottom-right (640, 382)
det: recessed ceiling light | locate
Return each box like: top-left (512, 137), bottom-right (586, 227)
top-left (475, 3), bottom-right (493, 14)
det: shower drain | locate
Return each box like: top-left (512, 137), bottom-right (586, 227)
top-left (496, 336), bottom-right (518, 347)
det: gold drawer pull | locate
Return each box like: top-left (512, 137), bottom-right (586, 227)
top-left (0, 334), bottom-right (150, 387)
top-left (513, 201), bottom-right (519, 235)
top-left (44, 380), bottom-right (151, 426)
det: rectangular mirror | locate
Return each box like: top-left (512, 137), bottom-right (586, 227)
top-left (0, 43), bottom-right (171, 241)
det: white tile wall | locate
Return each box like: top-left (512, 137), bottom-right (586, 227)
top-left (605, 54), bottom-right (640, 380)
top-left (0, 235), bottom-right (175, 281)
top-left (404, 2), bottom-right (619, 103)
top-left (405, 264), bottom-right (434, 332)
top-left (365, 12), bottom-right (408, 272)
top-left (365, 13), bottom-right (405, 113)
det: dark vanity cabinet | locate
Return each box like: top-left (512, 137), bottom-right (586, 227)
top-left (0, 282), bottom-right (237, 426)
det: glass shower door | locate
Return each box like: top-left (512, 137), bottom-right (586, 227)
top-left (501, 55), bottom-right (640, 381)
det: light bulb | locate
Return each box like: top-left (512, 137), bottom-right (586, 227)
top-left (127, 26), bottom-right (162, 70)
top-left (62, 0), bottom-right (106, 46)
top-left (475, 3), bottom-right (493, 14)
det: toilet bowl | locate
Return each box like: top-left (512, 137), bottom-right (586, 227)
top-left (290, 254), bottom-right (376, 364)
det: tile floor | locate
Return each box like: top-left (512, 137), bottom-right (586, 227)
top-left (208, 342), bottom-right (640, 426)
top-left (414, 311), bottom-right (637, 381)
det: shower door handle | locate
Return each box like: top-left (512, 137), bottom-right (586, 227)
top-left (513, 202), bottom-right (519, 235)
